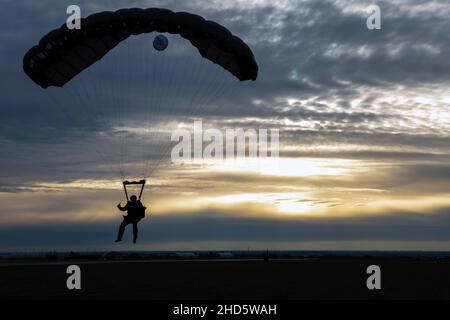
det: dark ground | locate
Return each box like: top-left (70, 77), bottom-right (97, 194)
top-left (0, 258), bottom-right (449, 300)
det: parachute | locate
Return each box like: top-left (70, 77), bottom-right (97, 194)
top-left (23, 8), bottom-right (258, 88)
top-left (22, 8), bottom-right (259, 197)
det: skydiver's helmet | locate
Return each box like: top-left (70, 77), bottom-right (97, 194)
top-left (130, 195), bottom-right (137, 202)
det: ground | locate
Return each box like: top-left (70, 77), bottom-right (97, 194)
top-left (0, 258), bottom-right (449, 300)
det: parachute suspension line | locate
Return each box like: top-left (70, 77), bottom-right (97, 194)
top-left (130, 38), bottom-right (140, 179)
top-left (191, 61), bottom-right (231, 119)
top-left (143, 48), bottom-right (165, 179)
top-left (153, 50), bottom-right (180, 178)
top-left (135, 36), bottom-right (148, 180)
top-left (157, 57), bottom-right (217, 176)
top-left (140, 40), bottom-right (148, 180)
top-left (145, 45), bottom-right (203, 178)
top-left (105, 46), bottom-right (124, 181)
top-left (126, 36), bottom-right (151, 182)
top-left (197, 72), bottom-right (236, 117)
top-left (71, 71), bottom-right (107, 164)
top-left (63, 82), bottom-right (113, 166)
top-left (133, 35), bottom-right (151, 181)
top-left (87, 62), bottom-right (109, 131)
top-left (138, 37), bottom-right (149, 180)
top-left (143, 43), bottom-right (168, 179)
top-left (44, 57), bottom-right (128, 179)
top-left (44, 89), bottom-right (111, 167)
top-left (146, 47), bottom-right (216, 179)
top-left (116, 45), bottom-right (127, 181)
top-left (66, 74), bottom-right (111, 170)
top-left (185, 63), bottom-right (232, 127)
top-left (112, 43), bottom-right (123, 179)
top-left (120, 39), bottom-right (133, 180)
top-left (149, 68), bottom-right (238, 178)
top-left (143, 53), bottom-right (163, 179)
top-left (69, 63), bottom-right (107, 128)
top-left (217, 78), bottom-right (239, 109)
top-left (82, 37), bottom-right (119, 131)
top-left (92, 55), bottom-right (105, 117)
top-left (120, 42), bottom-right (128, 180)
top-left (98, 51), bottom-right (125, 168)
top-left (190, 68), bottom-right (226, 115)
top-left (60, 88), bottom-right (85, 122)
top-left (154, 49), bottom-right (179, 177)
top-left (127, 40), bottom-right (133, 179)
top-left (113, 43), bottom-right (125, 181)
top-left (126, 38), bottom-right (136, 178)
top-left (186, 56), bottom-right (208, 109)
top-left (74, 73), bottom-right (98, 120)
top-left (143, 39), bottom-right (159, 179)
top-left (145, 38), bottom-right (187, 179)
top-left (191, 63), bottom-right (222, 107)
top-left (206, 61), bottom-right (238, 113)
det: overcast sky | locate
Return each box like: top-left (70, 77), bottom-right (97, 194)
top-left (1, 0), bottom-right (450, 251)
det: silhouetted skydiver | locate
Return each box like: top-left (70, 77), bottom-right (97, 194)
top-left (115, 195), bottom-right (146, 244)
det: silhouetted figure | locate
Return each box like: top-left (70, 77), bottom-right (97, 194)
top-left (115, 195), bottom-right (146, 244)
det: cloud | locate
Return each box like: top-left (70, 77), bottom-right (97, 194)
top-left (0, 0), bottom-right (450, 250)
top-left (1, 205), bottom-right (450, 251)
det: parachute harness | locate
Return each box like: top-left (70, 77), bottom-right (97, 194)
top-left (123, 179), bottom-right (146, 201)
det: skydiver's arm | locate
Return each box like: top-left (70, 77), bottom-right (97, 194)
top-left (117, 203), bottom-right (128, 211)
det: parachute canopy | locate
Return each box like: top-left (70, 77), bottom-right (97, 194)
top-left (23, 8), bottom-right (258, 88)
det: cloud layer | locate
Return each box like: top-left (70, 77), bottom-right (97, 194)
top-left (1, 0), bottom-right (450, 250)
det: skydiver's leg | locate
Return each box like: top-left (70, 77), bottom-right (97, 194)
top-left (132, 221), bottom-right (139, 243)
top-left (115, 219), bottom-right (129, 242)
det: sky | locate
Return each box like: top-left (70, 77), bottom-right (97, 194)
top-left (1, 0), bottom-right (450, 251)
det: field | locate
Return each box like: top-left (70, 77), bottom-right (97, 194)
top-left (1, 257), bottom-right (449, 300)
